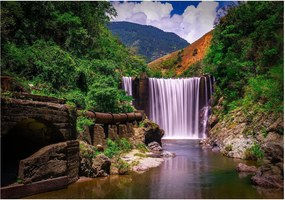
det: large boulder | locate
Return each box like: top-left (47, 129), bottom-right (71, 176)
top-left (143, 119), bottom-right (164, 146)
top-left (131, 119), bottom-right (164, 146)
top-left (148, 141), bottom-right (162, 152)
top-left (251, 172), bottom-right (284, 188)
top-left (79, 141), bottom-right (111, 178)
top-left (91, 155), bottom-right (111, 176)
top-left (221, 134), bottom-right (256, 159)
top-left (18, 142), bottom-right (67, 184)
top-left (262, 142), bottom-right (283, 164)
top-left (236, 163), bottom-right (257, 173)
top-left (79, 154), bottom-right (111, 178)
top-left (251, 142), bottom-right (284, 189)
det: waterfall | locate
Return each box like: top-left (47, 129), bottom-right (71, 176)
top-left (122, 76), bottom-right (132, 96)
top-left (200, 76), bottom-right (212, 138)
top-left (149, 78), bottom-right (201, 139)
top-left (122, 76), bottom-right (214, 139)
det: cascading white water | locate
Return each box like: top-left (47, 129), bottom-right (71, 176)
top-left (122, 76), bottom-right (132, 96)
top-left (122, 76), bottom-right (214, 139)
top-left (149, 78), bottom-right (201, 139)
top-left (200, 76), bottom-right (212, 138)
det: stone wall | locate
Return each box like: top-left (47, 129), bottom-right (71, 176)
top-left (66, 140), bottom-right (80, 184)
top-left (132, 74), bottom-right (149, 114)
top-left (89, 123), bottom-right (138, 147)
top-left (18, 140), bottom-right (79, 184)
top-left (1, 97), bottom-right (76, 140)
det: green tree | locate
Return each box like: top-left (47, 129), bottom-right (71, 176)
top-left (204, 1), bottom-right (283, 113)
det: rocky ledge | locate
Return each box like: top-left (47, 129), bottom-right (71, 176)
top-left (78, 118), bottom-right (174, 178)
top-left (202, 98), bottom-right (283, 189)
top-left (79, 140), bottom-right (175, 177)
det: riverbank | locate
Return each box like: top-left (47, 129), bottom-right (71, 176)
top-left (27, 140), bottom-right (283, 199)
top-left (202, 101), bottom-right (284, 190)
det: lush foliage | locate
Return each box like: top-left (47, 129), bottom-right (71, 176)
top-left (204, 1), bottom-right (283, 114)
top-left (135, 143), bottom-right (149, 153)
top-left (79, 141), bottom-right (100, 159)
top-left (1, 2), bottom-right (148, 113)
top-left (245, 143), bottom-right (264, 161)
top-left (76, 116), bottom-right (94, 133)
top-left (104, 138), bottom-right (132, 158)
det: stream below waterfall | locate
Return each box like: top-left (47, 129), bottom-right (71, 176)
top-left (27, 140), bottom-right (283, 199)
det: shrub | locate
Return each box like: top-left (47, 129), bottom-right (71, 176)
top-left (225, 144), bottom-right (232, 152)
top-left (119, 138), bottom-right (132, 152)
top-left (76, 116), bottom-right (93, 133)
top-left (104, 138), bottom-right (133, 158)
top-left (115, 158), bottom-right (131, 175)
top-left (245, 143), bottom-right (264, 161)
top-left (79, 141), bottom-right (99, 159)
top-left (136, 143), bottom-right (149, 153)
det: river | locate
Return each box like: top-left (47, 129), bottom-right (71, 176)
top-left (27, 140), bottom-right (283, 199)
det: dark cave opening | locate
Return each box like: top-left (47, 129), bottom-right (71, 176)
top-left (1, 118), bottom-right (64, 186)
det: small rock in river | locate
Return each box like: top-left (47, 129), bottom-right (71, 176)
top-left (161, 151), bottom-right (175, 157)
top-left (212, 146), bottom-right (220, 152)
top-left (236, 163), bottom-right (257, 173)
top-left (148, 141), bottom-right (163, 152)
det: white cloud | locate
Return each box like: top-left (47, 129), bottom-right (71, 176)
top-left (112, 1), bottom-right (219, 43)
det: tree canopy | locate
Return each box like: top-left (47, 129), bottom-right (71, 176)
top-left (1, 1), bottom-right (148, 113)
top-left (204, 1), bottom-right (283, 114)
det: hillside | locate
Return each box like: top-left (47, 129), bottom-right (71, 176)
top-left (107, 21), bottom-right (189, 62)
top-left (148, 31), bottom-right (212, 77)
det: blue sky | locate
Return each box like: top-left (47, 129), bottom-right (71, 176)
top-left (112, 1), bottom-right (238, 43)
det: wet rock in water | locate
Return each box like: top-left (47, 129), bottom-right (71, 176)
top-left (148, 141), bottom-right (163, 152)
top-left (251, 142), bottom-right (284, 189)
top-left (251, 174), bottom-right (283, 189)
top-left (212, 146), bottom-right (220, 152)
top-left (143, 119), bottom-right (164, 146)
top-left (161, 151), bottom-right (175, 157)
top-left (236, 163), bottom-right (257, 173)
top-left (92, 154), bottom-right (111, 176)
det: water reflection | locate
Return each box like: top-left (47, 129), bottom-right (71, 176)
top-left (28, 140), bottom-right (283, 199)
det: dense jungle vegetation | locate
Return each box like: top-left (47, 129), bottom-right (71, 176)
top-left (1, 1), bottom-right (148, 113)
top-left (1, 1), bottom-right (283, 117)
top-left (204, 1), bottom-right (283, 115)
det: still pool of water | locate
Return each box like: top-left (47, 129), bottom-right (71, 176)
top-left (27, 140), bottom-right (283, 199)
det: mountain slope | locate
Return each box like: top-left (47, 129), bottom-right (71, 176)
top-left (148, 31), bottom-right (212, 76)
top-left (107, 21), bottom-right (189, 62)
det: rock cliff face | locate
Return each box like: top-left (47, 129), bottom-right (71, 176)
top-left (203, 98), bottom-right (283, 189)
